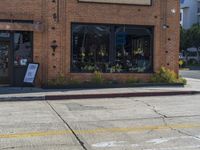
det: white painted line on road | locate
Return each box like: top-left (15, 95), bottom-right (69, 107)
top-left (146, 135), bottom-right (200, 145)
top-left (92, 141), bottom-right (141, 148)
top-left (144, 145), bottom-right (200, 150)
top-left (146, 138), bottom-right (172, 144)
top-left (92, 141), bottom-right (128, 148)
top-left (131, 144), bottom-right (140, 147)
top-left (92, 135), bottom-right (200, 148)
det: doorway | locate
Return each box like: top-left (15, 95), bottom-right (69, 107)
top-left (0, 41), bottom-right (11, 85)
top-left (0, 31), bottom-right (12, 85)
top-left (0, 31), bottom-right (33, 86)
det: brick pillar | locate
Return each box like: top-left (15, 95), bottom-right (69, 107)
top-left (44, 0), bottom-right (66, 82)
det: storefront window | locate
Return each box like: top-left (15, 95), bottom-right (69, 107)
top-left (115, 26), bottom-right (153, 72)
top-left (72, 24), bottom-right (110, 72)
top-left (14, 32), bottom-right (33, 66)
top-left (72, 23), bottom-right (153, 73)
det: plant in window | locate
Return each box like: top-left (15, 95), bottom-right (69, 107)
top-left (137, 67), bottom-right (146, 72)
top-left (126, 60), bottom-right (132, 68)
top-left (88, 45), bottom-right (96, 58)
top-left (123, 48), bottom-right (128, 56)
top-left (83, 64), bottom-right (96, 72)
top-left (98, 45), bottom-right (107, 57)
top-left (110, 64), bottom-right (122, 73)
top-left (134, 48), bottom-right (143, 55)
top-left (117, 52), bottom-right (122, 57)
top-left (72, 24), bottom-right (153, 73)
top-left (110, 66), bottom-right (115, 73)
top-left (116, 64), bottom-right (122, 72)
top-left (105, 63), bottom-right (110, 72)
top-left (80, 47), bottom-right (86, 62)
top-left (88, 52), bottom-right (94, 56)
top-left (80, 52), bottom-right (85, 57)
top-left (129, 67), bottom-right (137, 72)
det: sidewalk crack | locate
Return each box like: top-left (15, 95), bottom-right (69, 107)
top-left (134, 99), bottom-right (200, 140)
top-left (134, 100), bottom-right (168, 120)
top-left (168, 126), bottom-right (200, 140)
top-left (45, 101), bottom-right (88, 150)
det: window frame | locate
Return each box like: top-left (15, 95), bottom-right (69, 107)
top-left (71, 22), bottom-right (154, 73)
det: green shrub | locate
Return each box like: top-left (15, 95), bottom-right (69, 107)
top-left (150, 67), bottom-right (187, 85)
top-left (47, 74), bottom-right (68, 86)
top-left (68, 78), bottom-right (81, 85)
top-left (126, 77), bottom-right (141, 84)
top-left (179, 59), bottom-right (186, 68)
top-left (91, 71), bottom-right (104, 84)
top-left (178, 77), bottom-right (187, 85)
top-left (48, 74), bottom-right (83, 87)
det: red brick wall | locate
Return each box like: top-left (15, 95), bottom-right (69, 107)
top-left (64, 0), bottom-right (180, 82)
top-left (0, 0), bottom-right (180, 85)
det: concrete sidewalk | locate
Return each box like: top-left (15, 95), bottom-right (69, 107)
top-left (0, 78), bottom-right (200, 101)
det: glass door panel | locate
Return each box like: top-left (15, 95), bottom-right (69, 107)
top-left (13, 31), bottom-right (33, 86)
top-left (14, 31), bottom-right (33, 67)
top-left (0, 41), bottom-right (10, 84)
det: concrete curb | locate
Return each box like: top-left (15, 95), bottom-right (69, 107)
top-left (0, 90), bottom-right (200, 102)
top-left (0, 96), bottom-right (45, 102)
top-left (45, 91), bottom-right (200, 100)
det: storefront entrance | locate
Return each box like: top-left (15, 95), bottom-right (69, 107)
top-left (0, 31), bottom-right (33, 86)
top-left (0, 40), bottom-right (10, 85)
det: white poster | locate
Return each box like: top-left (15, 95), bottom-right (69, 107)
top-left (78, 0), bottom-right (151, 5)
top-left (24, 63), bottom-right (39, 84)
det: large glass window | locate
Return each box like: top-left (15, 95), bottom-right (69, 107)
top-left (72, 24), bottom-right (110, 72)
top-left (71, 23), bottom-right (153, 73)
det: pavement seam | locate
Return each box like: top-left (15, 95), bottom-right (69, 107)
top-left (45, 100), bottom-right (88, 150)
top-left (134, 99), bottom-right (169, 127)
top-left (67, 114), bottom-right (200, 124)
top-left (134, 99), bottom-right (200, 140)
top-left (168, 126), bottom-right (200, 140)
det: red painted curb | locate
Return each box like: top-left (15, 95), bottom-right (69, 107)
top-left (45, 91), bottom-right (200, 100)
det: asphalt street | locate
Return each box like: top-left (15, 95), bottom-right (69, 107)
top-left (0, 95), bottom-right (200, 150)
top-left (180, 69), bottom-right (200, 79)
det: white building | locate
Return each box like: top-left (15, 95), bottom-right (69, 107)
top-left (180, 0), bottom-right (200, 29)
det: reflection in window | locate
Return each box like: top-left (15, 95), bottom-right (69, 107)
top-left (14, 32), bottom-right (33, 66)
top-left (115, 26), bottom-right (153, 72)
top-left (72, 23), bottom-right (153, 73)
top-left (72, 24), bottom-right (110, 72)
top-left (0, 31), bottom-right (10, 38)
top-left (0, 43), bottom-right (9, 78)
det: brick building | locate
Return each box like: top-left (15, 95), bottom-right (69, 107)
top-left (0, 0), bottom-right (180, 86)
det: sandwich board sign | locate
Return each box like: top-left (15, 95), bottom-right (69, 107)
top-left (24, 63), bottom-right (39, 84)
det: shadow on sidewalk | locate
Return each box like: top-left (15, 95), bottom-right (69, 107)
top-left (0, 87), bottom-right (87, 95)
